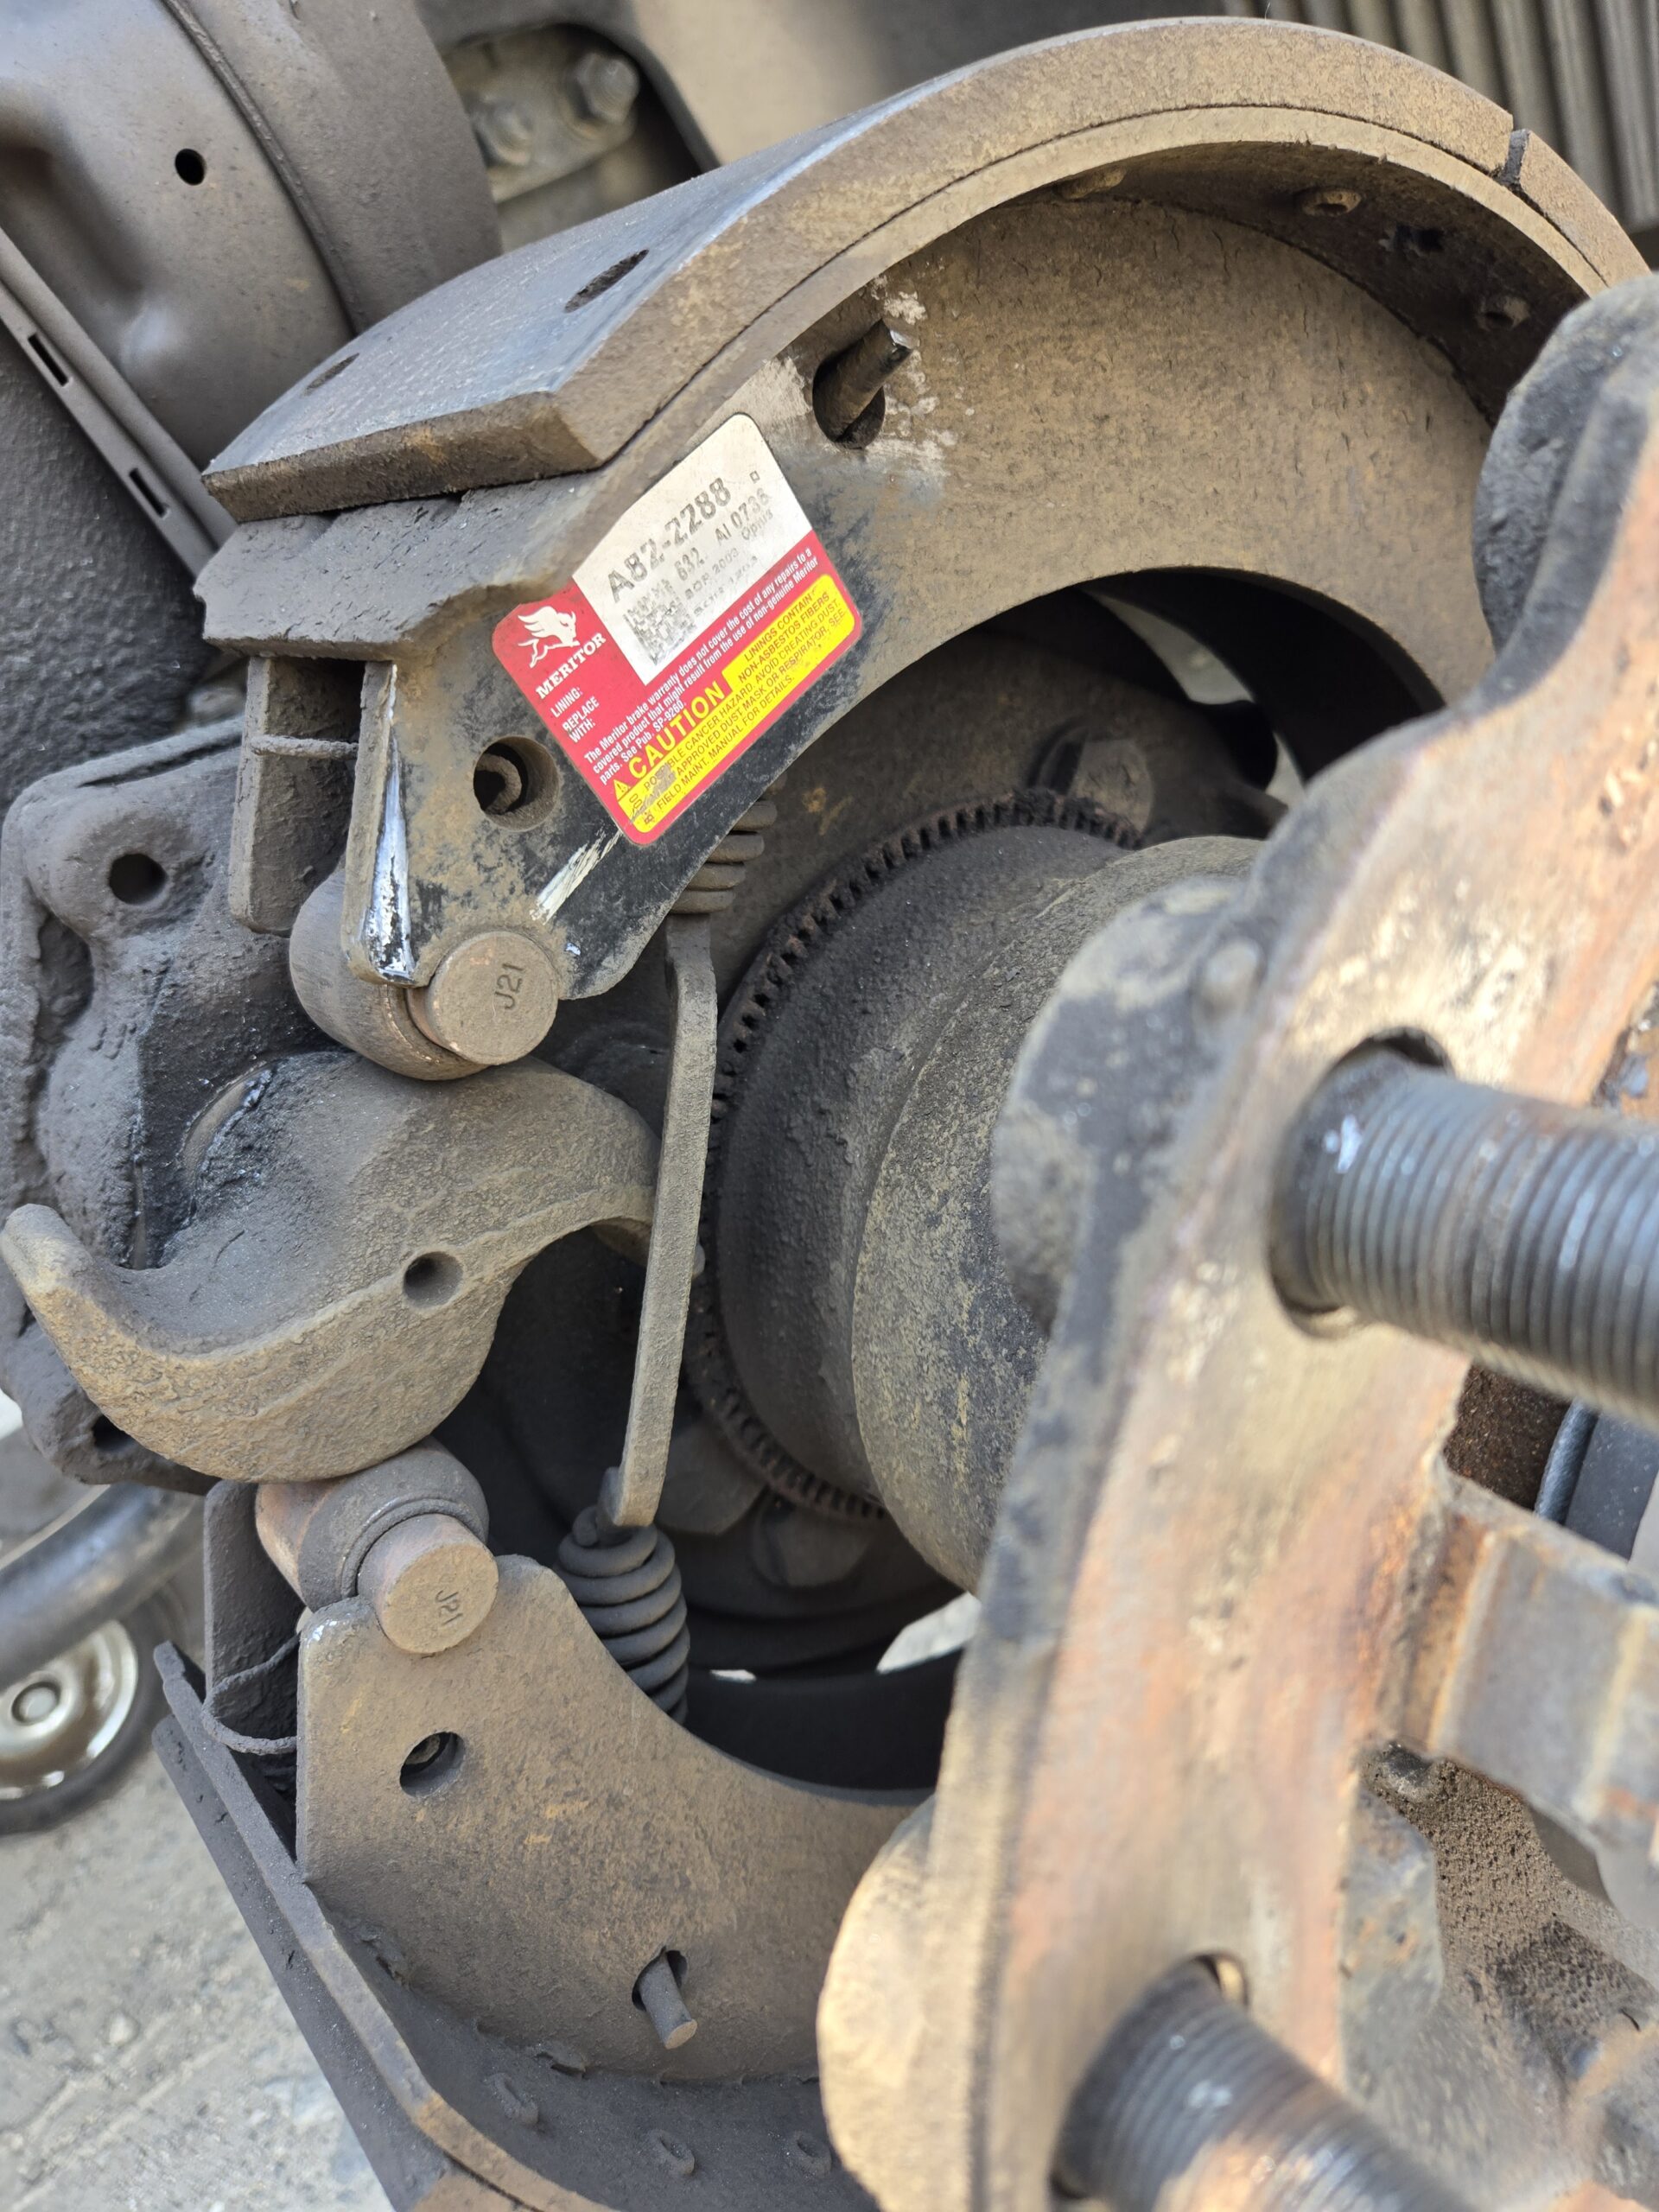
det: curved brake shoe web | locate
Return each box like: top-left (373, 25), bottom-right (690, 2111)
top-left (0, 1052), bottom-right (656, 1484)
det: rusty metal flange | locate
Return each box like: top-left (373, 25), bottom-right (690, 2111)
top-left (820, 280), bottom-right (1659, 2210)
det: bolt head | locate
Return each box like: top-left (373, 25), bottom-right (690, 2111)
top-left (785, 2131), bottom-right (834, 2178)
top-left (486, 2070), bottom-right (540, 2127)
top-left (468, 95), bottom-right (537, 168)
top-left (1372, 1743), bottom-right (1447, 1805)
top-left (1477, 292), bottom-right (1531, 333)
top-left (410, 931), bottom-right (560, 1065)
top-left (570, 48), bottom-right (639, 127)
top-left (1056, 163), bottom-right (1127, 200)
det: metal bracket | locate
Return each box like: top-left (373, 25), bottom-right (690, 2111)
top-left (197, 21), bottom-right (1638, 1014)
top-left (0, 221), bottom-right (229, 574)
top-left (601, 915), bottom-right (719, 1530)
top-left (1404, 1470), bottom-right (1659, 1927)
top-left (0, 1054), bottom-right (656, 1484)
top-left (158, 1640), bottom-right (867, 2210)
top-left (297, 1555), bottom-right (910, 2080)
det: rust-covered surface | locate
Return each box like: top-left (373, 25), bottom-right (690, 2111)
top-left (12, 19), bottom-right (1659, 2211)
top-left (823, 283), bottom-right (1659, 2208)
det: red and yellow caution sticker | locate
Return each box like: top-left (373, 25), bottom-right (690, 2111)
top-left (493, 414), bottom-right (861, 845)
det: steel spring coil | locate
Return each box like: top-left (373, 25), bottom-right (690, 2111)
top-left (556, 1506), bottom-right (690, 1719)
top-left (671, 794), bottom-right (778, 916)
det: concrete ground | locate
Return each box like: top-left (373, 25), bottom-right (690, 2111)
top-left (0, 1748), bottom-right (389, 2212)
top-left (0, 1392), bottom-right (386, 2212)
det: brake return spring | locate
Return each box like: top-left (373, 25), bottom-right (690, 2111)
top-left (556, 1505), bottom-right (690, 1719)
top-left (568, 782), bottom-right (778, 1710)
top-left (670, 794), bottom-right (779, 916)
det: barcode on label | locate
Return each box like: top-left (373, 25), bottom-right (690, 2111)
top-left (623, 578), bottom-right (694, 667)
top-left (493, 414), bottom-right (863, 845)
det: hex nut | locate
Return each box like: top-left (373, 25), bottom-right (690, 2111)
top-left (409, 931), bottom-right (561, 1065)
top-left (357, 1512), bottom-right (499, 1654)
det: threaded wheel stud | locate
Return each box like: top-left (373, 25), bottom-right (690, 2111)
top-left (1274, 1052), bottom-right (1659, 1427)
top-left (1058, 1965), bottom-right (1468, 2209)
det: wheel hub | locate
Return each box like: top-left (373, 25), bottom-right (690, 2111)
top-left (690, 793), bottom-right (1256, 1585)
top-left (0, 1623), bottom-right (140, 1802)
top-left (0, 18), bottom-right (1649, 2212)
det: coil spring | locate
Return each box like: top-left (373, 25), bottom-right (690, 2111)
top-left (556, 1505), bottom-right (690, 1719)
top-left (671, 795), bottom-right (779, 916)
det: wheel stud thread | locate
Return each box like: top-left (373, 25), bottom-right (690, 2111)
top-left (1273, 1052), bottom-right (1659, 1425)
top-left (1058, 1965), bottom-right (1469, 2209)
top-left (556, 1505), bottom-right (690, 1719)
